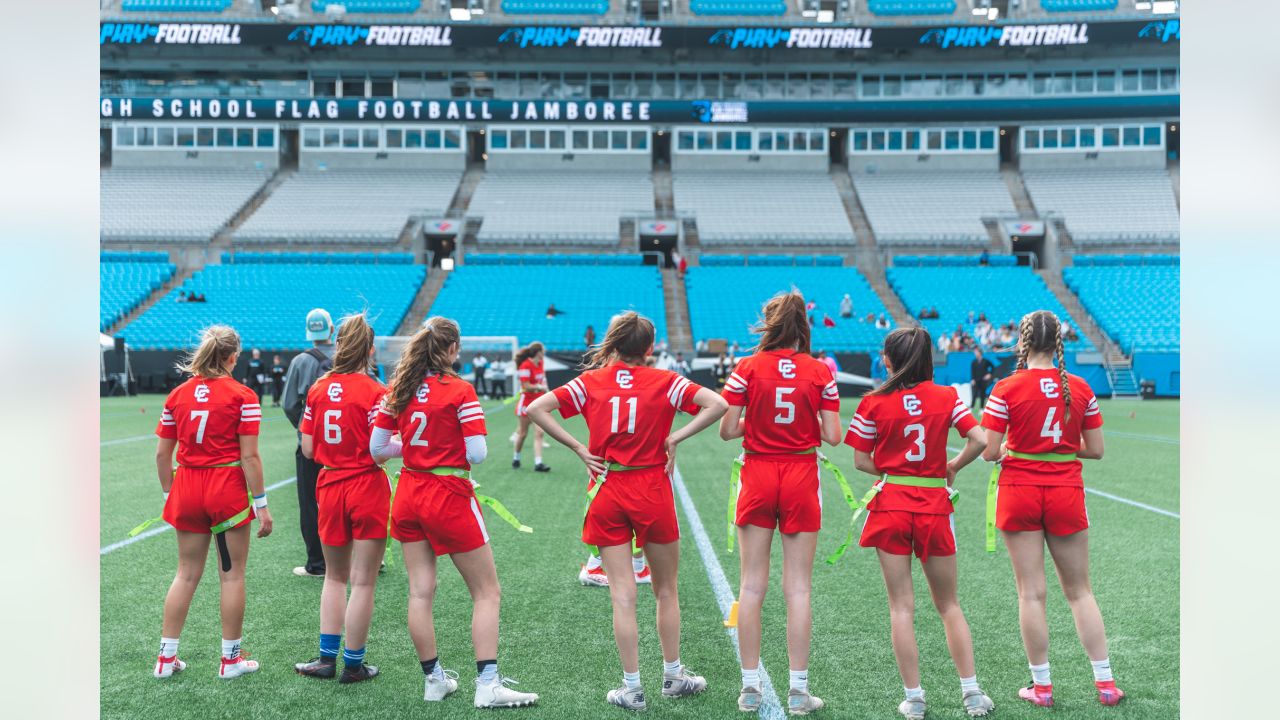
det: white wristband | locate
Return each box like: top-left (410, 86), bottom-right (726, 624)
top-left (252, 494), bottom-right (268, 510)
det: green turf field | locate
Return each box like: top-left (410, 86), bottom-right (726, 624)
top-left (101, 395), bottom-right (1179, 719)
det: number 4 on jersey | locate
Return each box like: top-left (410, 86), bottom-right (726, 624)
top-left (1040, 406), bottom-right (1063, 444)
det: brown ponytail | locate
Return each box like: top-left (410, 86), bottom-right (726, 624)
top-left (869, 327), bottom-right (934, 396)
top-left (752, 290), bottom-right (811, 355)
top-left (324, 313), bottom-right (375, 379)
top-left (1016, 310), bottom-right (1071, 421)
top-left (177, 325), bottom-right (240, 379)
top-left (582, 311), bottom-right (655, 369)
top-left (514, 341), bottom-right (545, 367)
top-left (384, 316), bottom-right (461, 415)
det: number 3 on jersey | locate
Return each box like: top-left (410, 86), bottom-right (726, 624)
top-left (903, 422), bottom-right (926, 461)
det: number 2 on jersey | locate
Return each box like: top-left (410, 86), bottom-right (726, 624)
top-left (608, 396), bottom-right (637, 434)
top-left (409, 411), bottom-right (430, 447)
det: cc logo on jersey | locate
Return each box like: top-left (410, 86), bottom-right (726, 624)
top-left (416, 382), bottom-right (430, 403)
top-left (327, 382), bottom-right (343, 402)
top-left (778, 358), bottom-right (796, 379)
top-left (194, 385), bottom-right (210, 403)
top-left (902, 394), bottom-right (923, 416)
top-left (1039, 377), bottom-right (1060, 399)
top-left (616, 369), bottom-right (634, 389)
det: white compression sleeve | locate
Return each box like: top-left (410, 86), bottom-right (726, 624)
top-left (370, 426), bottom-right (403, 461)
top-left (465, 435), bottom-right (488, 465)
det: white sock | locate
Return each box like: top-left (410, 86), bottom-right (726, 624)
top-left (222, 638), bottom-right (241, 661)
top-left (159, 637), bottom-right (179, 658)
top-left (741, 666), bottom-right (760, 690)
top-left (904, 686), bottom-right (925, 701)
top-left (1091, 658), bottom-right (1113, 683)
top-left (960, 676), bottom-right (980, 694)
top-left (585, 554), bottom-right (603, 571)
top-left (623, 670), bottom-right (641, 689)
top-left (790, 669), bottom-right (809, 693)
top-left (632, 555), bottom-right (645, 573)
top-left (535, 455), bottom-right (543, 465)
top-left (663, 658), bottom-right (682, 675)
top-left (513, 452), bottom-right (520, 461)
top-left (1030, 662), bottom-right (1051, 686)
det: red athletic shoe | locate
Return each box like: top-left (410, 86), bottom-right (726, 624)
top-left (1018, 683), bottom-right (1054, 707)
top-left (1096, 680), bottom-right (1126, 706)
top-left (153, 654), bottom-right (186, 679)
top-left (578, 564), bottom-right (609, 587)
top-left (634, 566), bottom-right (652, 585)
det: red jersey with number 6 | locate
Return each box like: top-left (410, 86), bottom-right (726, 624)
top-left (157, 376), bottom-right (261, 467)
top-left (721, 349), bottom-right (840, 455)
top-left (374, 375), bottom-right (486, 476)
top-left (299, 373), bottom-right (387, 481)
top-left (845, 382), bottom-right (976, 514)
top-left (554, 362), bottom-right (702, 468)
top-left (981, 368), bottom-right (1102, 487)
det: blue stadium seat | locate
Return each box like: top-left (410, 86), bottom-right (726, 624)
top-left (688, 0), bottom-right (787, 15)
top-left (429, 266), bottom-right (666, 352)
top-left (311, 0), bottom-right (421, 12)
top-left (120, 262), bottom-right (425, 351)
top-left (866, 0), bottom-right (957, 16)
top-left (101, 256), bottom-right (176, 332)
top-left (121, 0), bottom-right (233, 12)
top-left (501, 0), bottom-right (609, 14)
top-left (701, 255), bottom-right (746, 267)
top-left (1064, 261), bottom-right (1179, 353)
top-left (1040, 0), bottom-right (1118, 12)
top-left (687, 266), bottom-right (891, 352)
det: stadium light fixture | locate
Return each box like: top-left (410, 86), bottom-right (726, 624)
top-left (450, 8), bottom-right (472, 20)
top-left (817, 10), bottom-right (834, 22)
top-left (1135, 1), bottom-right (1152, 8)
top-left (1151, 0), bottom-right (1177, 14)
top-left (441, 258), bottom-right (456, 271)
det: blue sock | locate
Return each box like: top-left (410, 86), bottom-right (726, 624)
top-left (320, 633), bottom-right (340, 660)
top-left (477, 659), bottom-right (498, 683)
top-left (343, 646), bottom-right (366, 669)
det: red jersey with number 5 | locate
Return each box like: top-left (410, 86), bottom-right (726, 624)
top-left (844, 382), bottom-right (976, 514)
top-left (157, 375), bottom-right (260, 467)
top-left (981, 368), bottom-right (1102, 487)
top-left (374, 375), bottom-right (486, 475)
top-left (299, 373), bottom-right (387, 481)
top-left (721, 349), bottom-right (840, 455)
top-left (554, 362), bottom-right (702, 468)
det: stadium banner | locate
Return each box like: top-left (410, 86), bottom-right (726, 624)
top-left (99, 95), bottom-right (1179, 124)
top-left (1003, 220), bottom-right (1046, 237)
top-left (99, 19), bottom-right (1179, 52)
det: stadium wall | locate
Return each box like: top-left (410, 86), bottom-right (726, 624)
top-left (112, 148), bottom-right (279, 169)
top-left (848, 153), bottom-right (999, 173)
top-left (671, 154), bottom-right (827, 172)
top-left (486, 153), bottom-right (651, 171)
top-left (1132, 351), bottom-right (1180, 397)
top-left (933, 351), bottom-right (1120, 398)
top-left (1019, 149), bottom-right (1166, 169)
top-left (299, 151), bottom-right (465, 171)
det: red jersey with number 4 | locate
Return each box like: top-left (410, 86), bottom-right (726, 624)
top-left (981, 368), bottom-right (1102, 487)
top-left (721, 350), bottom-right (840, 455)
top-left (299, 373), bottom-right (387, 479)
top-left (554, 362), bottom-right (703, 468)
top-left (374, 375), bottom-right (486, 474)
top-left (844, 382), bottom-right (976, 514)
top-left (518, 359), bottom-right (546, 398)
top-left (157, 376), bottom-right (261, 467)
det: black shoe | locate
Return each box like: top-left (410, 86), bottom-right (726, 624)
top-left (338, 663), bottom-right (379, 684)
top-left (534, 463), bottom-right (551, 473)
top-left (295, 656), bottom-right (337, 679)
top-left (512, 459), bottom-right (521, 469)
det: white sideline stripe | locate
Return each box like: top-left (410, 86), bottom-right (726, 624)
top-left (671, 465), bottom-right (786, 720)
top-left (99, 476), bottom-right (298, 555)
top-left (1104, 430), bottom-right (1179, 445)
top-left (100, 415), bottom-right (286, 447)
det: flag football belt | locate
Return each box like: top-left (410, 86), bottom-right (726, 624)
top-left (126, 461), bottom-right (246, 538)
top-left (985, 450), bottom-right (1078, 553)
top-left (826, 475), bottom-right (957, 566)
top-left (583, 462), bottom-right (658, 554)
top-left (403, 465), bottom-right (532, 535)
top-left (724, 450), bottom-right (853, 557)
top-left (322, 464), bottom-right (380, 472)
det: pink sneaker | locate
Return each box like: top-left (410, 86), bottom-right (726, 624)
top-left (1096, 680), bottom-right (1126, 706)
top-left (1018, 683), bottom-right (1054, 707)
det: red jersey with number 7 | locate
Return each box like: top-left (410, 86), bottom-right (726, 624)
top-left (721, 349), bottom-right (840, 455)
top-left (554, 362), bottom-right (703, 468)
top-left (299, 373), bottom-right (387, 482)
top-left (374, 375), bottom-right (486, 477)
top-left (156, 375), bottom-right (260, 467)
top-left (981, 368), bottom-right (1102, 487)
top-left (844, 382), bottom-right (976, 514)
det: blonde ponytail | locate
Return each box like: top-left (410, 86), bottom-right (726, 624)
top-left (177, 325), bottom-right (241, 379)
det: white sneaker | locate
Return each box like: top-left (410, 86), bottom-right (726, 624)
top-left (634, 566), bottom-right (653, 585)
top-left (474, 675), bottom-right (539, 708)
top-left (579, 564), bottom-right (609, 587)
top-left (661, 666), bottom-right (707, 698)
top-left (962, 689), bottom-right (994, 717)
top-left (788, 689), bottom-right (825, 716)
top-left (898, 696), bottom-right (926, 720)
top-left (218, 657), bottom-right (259, 679)
top-left (607, 685), bottom-right (648, 711)
top-left (153, 655), bottom-right (186, 679)
top-left (424, 669), bottom-right (459, 701)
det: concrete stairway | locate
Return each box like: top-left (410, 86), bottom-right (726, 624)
top-left (1036, 268), bottom-right (1118, 355)
top-left (830, 168), bottom-right (877, 248)
top-left (396, 266), bottom-right (449, 334)
top-left (857, 258), bottom-right (915, 328)
top-left (210, 167), bottom-right (294, 252)
top-left (1001, 164), bottom-right (1038, 219)
top-left (619, 217), bottom-right (636, 251)
top-left (653, 166), bottom-right (674, 216)
top-left (105, 266), bottom-right (194, 336)
top-left (447, 165), bottom-right (485, 217)
top-left (661, 267), bottom-right (694, 355)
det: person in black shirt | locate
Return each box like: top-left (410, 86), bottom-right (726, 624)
top-left (270, 354), bottom-right (286, 407)
top-left (970, 348), bottom-right (996, 409)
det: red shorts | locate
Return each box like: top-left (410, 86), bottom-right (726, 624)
top-left (317, 468), bottom-right (392, 546)
top-left (996, 484), bottom-right (1089, 536)
top-left (515, 393), bottom-right (543, 417)
top-left (390, 470), bottom-right (489, 556)
top-left (735, 455), bottom-right (822, 534)
top-left (163, 466), bottom-right (252, 534)
top-left (584, 467), bottom-right (679, 549)
top-left (860, 510), bottom-right (956, 561)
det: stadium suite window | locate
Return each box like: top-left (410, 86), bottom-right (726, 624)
top-left (1143, 125), bottom-right (1162, 146)
top-left (137, 127), bottom-right (154, 147)
top-left (1061, 127), bottom-right (1077, 148)
top-left (574, 130), bottom-right (590, 150)
top-left (428, 129), bottom-right (445, 149)
top-left (1159, 68), bottom-right (1178, 91)
top-left (406, 129), bottom-right (424, 149)
top-left (677, 131), bottom-right (693, 151)
top-left (758, 131), bottom-right (774, 151)
top-left (529, 130), bottom-right (546, 150)
top-left (445, 130), bottom-right (461, 149)
top-left (549, 130), bottom-right (566, 150)
top-left (634, 131), bottom-right (650, 151)
top-left (1080, 127), bottom-right (1096, 147)
top-left (1122, 126), bottom-right (1141, 146)
top-left (238, 128), bottom-right (253, 147)
top-left (216, 127), bottom-right (234, 147)
top-left (927, 130), bottom-right (942, 151)
top-left (1121, 70), bottom-right (1140, 92)
top-left (1042, 129), bottom-right (1059, 150)
top-left (1075, 73), bottom-right (1094, 93)
top-left (593, 130), bottom-right (609, 149)
top-left (1024, 129), bottom-right (1040, 150)
top-left (487, 129), bottom-right (505, 149)
top-left (342, 128), bottom-right (359, 148)
top-left (716, 131), bottom-right (732, 151)
top-left (303, 128), bottom-right (321, 148)
top-left (1097, 72), bottom-right (1117, 93)
top-left (197, 128), bottom-right (214, 147)
top-left (157, 127), bottom-right (175, 146)
top-left (323, 128), bottom-right (340, 148)
top-left (116, 127), bottom-right (134, 146)
top-left (362, 128), bottom-right (379, 148)
top-left (1101, 127), bottom-right (1120, 147)
top-left (775, 132), bottom-right (790, 151)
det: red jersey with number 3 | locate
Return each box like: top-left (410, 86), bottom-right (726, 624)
top-left (374, 375), bottom-right (486, 476)
top-left (981, 368), bottom-right (1102, 487)
top-left (554, 362), bottom-right (702, 468)
top-left (844, 382), bottom-right (976, 514)
top-left (721, 350), bottom-right (840, 455)
top-left (157, 376), bottom-right (261, 467)
top-left (299, 373), bottom-right (387, 480)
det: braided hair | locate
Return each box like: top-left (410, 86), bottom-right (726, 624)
top-left (1016, 310), bottom-right (1071, 421)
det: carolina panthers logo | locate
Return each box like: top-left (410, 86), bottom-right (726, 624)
top-left (690, 101), bottom-right (711, 124)
top-left (903, 394), bottom-right (922, 416)
top-left (1039, 377), bottom-right (1060, 399)
top-left (918, 29), bottom-right (945, 46)
top-left (616, 370), bottom-right (634, 389)
top-left (1138, 19), bottom-right (1180, 43)
top-left (327, 382), bottom-right (343, 402)
top-left (286, 26), bottom-right (311, 43)
top-left (778, 358), bottom-right (796, 379)
top-left (194, 385), bottom-right (210, 403)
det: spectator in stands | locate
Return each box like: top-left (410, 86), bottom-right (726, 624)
top-left (937, 334), bottom-right (950, 353)
top-left (585, 324), bottom-right (596, 350)
top-left (695, 338), bottom-right (708, 353)
top-left (979, 249), bottom-right (990, 266)
top-left (875, 314), bottom-right (891, 330)
top-left (1061, 321), bottom-right (1080, 342)
top-left (918, 307), bottom-right (929, 320)
top-left (545, 303), bottom-right (563, 319)
top-left (244, 348), bottom-right (265, 401)
top-left (966, 310), bottom-right (976, 326)
top-left (864, 312), bottom-right (877, 324)
top-left (840, 294), bottom-right (853, 318)
top-left (473, 352), bottom-right (489, 398)
top-left (808, 313), bottom-right (817, 328)
top-left (283, 308), bottom-right (335, 579)
top-left (176, 291), bottom-right (187, 303)
top-left (195, 293), bottom-right (207, 303)
top-left (270, 354), bottom-right (285, 407)
top-left (970, 348), bottom-right (996, 410)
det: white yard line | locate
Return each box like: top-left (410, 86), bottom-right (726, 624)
top-left (99, 476), bottom-right (298, 555)
top-left (671, 465), bottom-right (787, 720)
top-left (100, 416), bottom-right (286, 447)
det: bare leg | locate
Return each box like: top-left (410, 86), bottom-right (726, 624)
top-left (780, 531), bottom-right (818, 673)
top-left (1046, 530), bottom-right (1110, 661)
top-left (344, 538), bottom-right (387, 652)
top-left (450, 543), bottom-right (502, 661)
top-left (642, 540), bottom-right (683, 664)
top-left (877, 549), bottom-right (920, 689)
top-left (514, 415), bottom-right (530, 455)
top-left (1003, 530), bottom-right (1050, 666)
top-left (319, 543), bottom-right (352, 637)
top-left (161, 531), bottom-right (210, 638)
top-left (216, 525), bottom-right (251, 641)
top-left (534, 425), bottom-right (546, 455)
top-left (402, 541), bottom-right (439, 661)
top-left (736, 525), bottom-right (774, 673)
top-left (600, 543), bottom-right (640, 673)
top-left (920, 553), bottom-right (977, 678)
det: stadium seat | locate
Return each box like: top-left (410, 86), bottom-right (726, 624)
top-left (688, 0), bottom-right (787, 15)
top-left (1021, 168), bottom-right (1179, 245)
top-left (311, 0), bottom-right (421, 12)
top-left (429, 266), bottom-right (667, 351)
top-left (101, 168), bottom-right (271, 242)
top-left (501, 0), bottom-right (609, 14)
top-left (100, 254), bottom-right (176, 331)
top-left (686, 266), bottom-right (891, 352)
top-left (866, 0), bottom-right (957, 16)
top-left (852, 171), bottom-right (1015, 246)
top-left (470, 170), bottom-right (653, 247)
top-left (674, 172), bottom-right (855, 246)
top-left (1064, 260), bottom-right (1178, 353)
top-left (120, 262), bottom-right (425, 351)
top-left (1039, 0), bottom-right (1118, 12)
top-left (121, 0), bottom-right (233, 12)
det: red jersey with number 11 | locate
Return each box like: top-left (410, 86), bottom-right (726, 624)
top-left (981, 368), bottom-right (1102, 487)
top-left (299, 373), bottom-right (386, 482)
top-left (721, 349), bottom-right (840, 455)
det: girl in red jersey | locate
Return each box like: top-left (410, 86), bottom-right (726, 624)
top-left (293, 315), bottom-right (389, 684)
top-left (512, 341), bottom-right (550, 472)
top-left (152, 325), bottom-right (273, 680)
top-left (718, 292), bottom-right (842, 716)
top-left (369, 317), bottom-right (539, 708)
top-left (845, 327), bottom-right (994, 720)
top-left (980, 310), bottom-right (1123, 708)
top-left (526, 311), bottom-right (728, 711)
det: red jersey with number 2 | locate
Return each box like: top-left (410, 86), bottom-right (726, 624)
top-left (157, 376), bottom-right (260, 467)
top-left (299, 373), bottom-right (387, 480)
top-left (845, 382), bottom-right (976, 514)
top-left (721, 349), bottom-right (840, 455)
top-left (374, 376), bottom-right (486, 480)
top-left (554, 362), bottom-right (702, 468)
top-left (981, 368), bottom-right (1102, 487)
